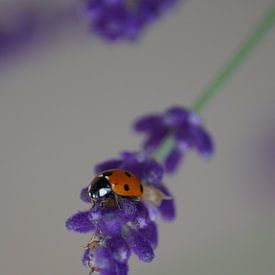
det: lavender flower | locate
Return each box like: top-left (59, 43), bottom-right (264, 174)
top-left (66, 151), bottom-right (175, 274)
top-left (83, 0), bottom-right (178, 41)
top-left (66, 106), bottom-right (214, 274)
top-left (134, 106), bottom-right (214, 173)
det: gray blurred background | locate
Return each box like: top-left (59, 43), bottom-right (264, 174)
top-left (0, 0), bottom-right (274, 274)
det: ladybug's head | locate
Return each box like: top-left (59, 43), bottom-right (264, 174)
top-left (88, 174), bottom-right (113, 200)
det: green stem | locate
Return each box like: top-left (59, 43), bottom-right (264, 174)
top-left (192, 3), bottom-right (275, 113)
top-left (153, 3), bottom-right (275, 162)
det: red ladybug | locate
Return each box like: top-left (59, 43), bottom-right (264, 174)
top-left (88, 169), bottom-right (143, 208)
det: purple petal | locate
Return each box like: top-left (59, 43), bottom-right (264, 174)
top-left (106, 236), bottom-right (130, 263)
top-left (95, 159), bottom-right (123, 173)
top-left (95, 247), bottom-right (114, 270)
top-left (66, 211), bottom-right (95, 233)
top-left (122, 226), bottom-right (154, 263)
top-left (163, 106), bottom-right (189, 127)
top-left (158, 185), bottom-right (176, 221)
top-left (144, 127), bottom-right (168, 153)
top-left (135, 202), bottom-right (151, 228)
top-left (120, 200), bottom-right (138, 221)
top-left (195, 127), bottom-right (214, 158)
top-left (175, 122), bottom-right (194, 149)
top-left (80, 187), bottom-right (90, 203)
top-left (138, 222), bottom-right (158, 249)
top-left (142, 160), bottom-right (164, 186)
top-left (145, 202), bottom-right (160, 221)
top-left (133, 114), bottom-right (163, 132)
top-left (164, 147), bottom-right (183, 173)
top-left (116, 262), bottom-right (128, 275)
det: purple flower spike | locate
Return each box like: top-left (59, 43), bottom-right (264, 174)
top-left (122, 226), bottom-right (154, 263)
top-left (83, 0), bottom-right (179, 41)
top-left (66, 211), bottom-right (95, 233)
top-left (67, 105), bottom-right (214, 274)
top-left (68, 151), bottom-right (176, 274)
top-left (134, 106), bottom-right (214, 172)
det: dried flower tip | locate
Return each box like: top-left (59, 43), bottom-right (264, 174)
top-left (142, 184), bottom-right (172, 206)
top-left (83, 233), bottom-right (104, 250)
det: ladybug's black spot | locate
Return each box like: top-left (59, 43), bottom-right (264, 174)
top-left (103, 171), bottom-right (112, 177)
top-left (125, 172), bottom-right (131, 178)
top-left (140, 184), bottom-right (143, 193)
top-left (124, 184), bottom-right (130, 191)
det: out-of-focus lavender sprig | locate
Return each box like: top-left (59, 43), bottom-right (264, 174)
top-left (134, 106), bottom-right (214, 173)
top-left (82, 0), bottom-right (179, 41)
top-left (0, 2), bottom-right (79, 63)
top-left (0, 3), bottom-right (37, 58)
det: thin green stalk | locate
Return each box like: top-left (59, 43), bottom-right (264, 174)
top-left (192, 3), bottom-right (275, 113)
top-left (153, 4), bottom-right (275, 162)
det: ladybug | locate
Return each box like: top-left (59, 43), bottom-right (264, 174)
top-left (88, 169), bottom-right (143, 208)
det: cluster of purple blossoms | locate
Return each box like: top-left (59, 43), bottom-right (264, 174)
top-left (66, 151), bottom-right (175, 274)
top-left (83, 0), bottom-right (178, 41)
top-left (66, 106), bottom-right (213, 274)
top-left (134, 106), bottom-right (214, 173)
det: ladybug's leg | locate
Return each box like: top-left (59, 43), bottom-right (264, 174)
top-left (114, 194), bottom-right (122, 210)
top-left (100, 200), bottom-right (105, 208)
top-left (91, 198), bottom-right (96, 209)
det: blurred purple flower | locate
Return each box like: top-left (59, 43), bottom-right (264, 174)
top-left (0, 4), bottom-right (37, 57)
top-left (134, 106), bottom-right (214, 173)
top-left (83, 0), bottom-right (178, 41)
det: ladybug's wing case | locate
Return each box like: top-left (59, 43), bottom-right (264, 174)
top-left (106, 169), bottom-right (143, 197)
